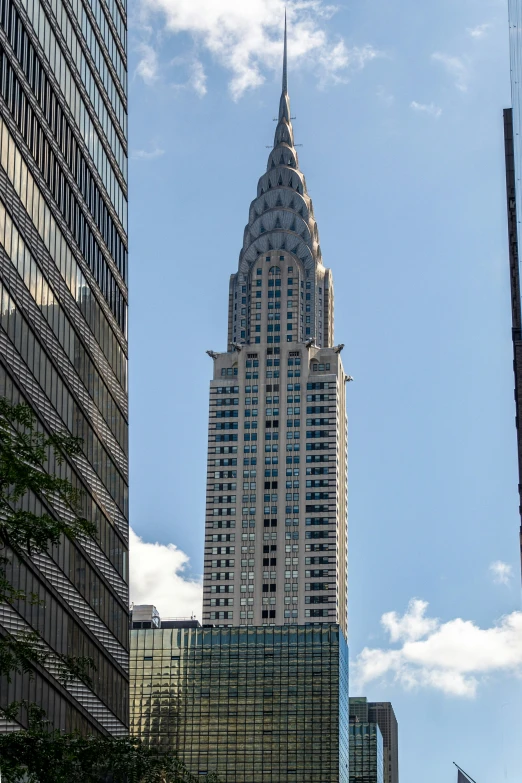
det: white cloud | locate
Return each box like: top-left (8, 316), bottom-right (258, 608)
top-left (410, 100), bottom-right (442, 118)
top-left (489, 560), bottom-right (514, 586)
top-left (131, 147), bottom-right (165, 160)
top-left (467, 23), bottom-right (490, 39)
top-left (432, 51), bottom-right (469, 92)
top-left (129, 528), bottom-right (203, 620)
top-left (135, 42), bottom-right (159, 84)
top-left (382, 599), bottom-right (439, 642)
top-left (133, 0), bottom-right (381, 99)
top-left (352, 599), bottom-right (522, 698)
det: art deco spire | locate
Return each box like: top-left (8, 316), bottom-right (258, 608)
top-left (231, 15), bottom-right (334, 349)
top-left (239, 18), bottom-right (322, 270)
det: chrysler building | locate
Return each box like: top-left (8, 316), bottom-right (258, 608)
top-left (203, 20), bottom-right (348, 637)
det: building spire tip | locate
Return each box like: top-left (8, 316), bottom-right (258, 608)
top-left (282, 9), bottom-right (288, 93)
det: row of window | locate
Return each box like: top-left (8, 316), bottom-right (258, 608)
top-left (0, 52), bottom-right (127, 327)
top-left (49, 0), bottom-right (127, 140)
top-left (0, 124), bottom-right (126, 382)
top-left (77, 0), bottom-right (126, 90)
top-left (68, 0), bottom-right (126, 109)
top-left (0, 200), bottom-right (127, 449)
top-left (0, 370), bottom-right (127, 576)
top-left (8, 0), bottom-right (127, 221)
top-left (52, 534), bottom-right (128, 644)
top-left (8, 0), bottom-right (129, 255)
top-left (0, 278), bottom-right (128, 513)
top-left (6, 550), bottom-right (128, 719)
top-left (94, 0), bottom-right (126, 52)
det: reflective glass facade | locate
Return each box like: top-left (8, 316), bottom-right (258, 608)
top-left (349, 723), bottom-right (384, 783)
top-left (130, 624), bottom-right (349, 783)
top-left (0, 0), bottom-right (128, 737)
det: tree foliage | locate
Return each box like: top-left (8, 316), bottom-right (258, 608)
top-left (0, 397), bottom-right (97, 685)
top-left (0, 397), bottom-right (96, 567)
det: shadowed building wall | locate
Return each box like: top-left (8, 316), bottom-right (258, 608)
top-left (0, 0), bottom-right (128, 735)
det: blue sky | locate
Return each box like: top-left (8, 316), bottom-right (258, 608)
top-left (127, 0), bottom-right (522, 779)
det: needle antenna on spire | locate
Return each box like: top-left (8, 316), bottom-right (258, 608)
top-left (282, 9), bottom-right (288, 93)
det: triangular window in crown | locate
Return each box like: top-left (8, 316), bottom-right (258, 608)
top-left (263, 200), bottom-right (269, 212)
top-left (290, 220), bottom-right (296, 232)
top-left (271, 159), bottom-right (276, 169)
top-left (292, 244), bottom-right (299, 255)
top-left (268, 239), bottom-right (273, 250)
top-left (279, 154), bottom-right (284, 165)
top-left (274, 216), bottom-right (281, 229)
top-left (276, 194), bottom-right (283, 207)
top-left (278, 174), bottom-right (283, 186)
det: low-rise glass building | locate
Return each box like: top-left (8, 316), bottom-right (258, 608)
top-left (349, 722), bottom-right (384, 783)
top-left (130, 623), bottom-right (348, 782)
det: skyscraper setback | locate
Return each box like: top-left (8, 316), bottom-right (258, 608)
top-left (203, 20), bottom-right (348, 634)
top-left (0, 0), bottom-right (128, 735)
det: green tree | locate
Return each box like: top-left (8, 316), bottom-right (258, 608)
top-left (0, 398), bottom-right (218, 782)
top-left (0, 397), bottom-right (97, 688)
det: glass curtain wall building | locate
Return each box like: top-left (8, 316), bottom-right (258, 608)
top-left (0, 0), bottom-right (128, 736)
top-left (349, 723), bottom-right (384, 783)
top-left (203, 17), bottom-right (349, 634)
top-left (130, 623), bottom-right (349, 783)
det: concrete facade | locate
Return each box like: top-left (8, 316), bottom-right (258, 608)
top-left (202, 20), bottom-right (349, 637)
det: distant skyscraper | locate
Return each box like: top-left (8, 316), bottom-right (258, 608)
top-left (0, 0), bottom-right (128, 735)
top-left (203, 16), bottom-right (348, 634)
top-left (349, 722), bottom-right (384, 783)
top-left (368, 702), bottom-right (399, 783)
top-left (130, 611), bottom-right (349, 783)
top-left (505, 0), bottom-right (522, 578)
top-left (349, 696), bottom-right (369, 723)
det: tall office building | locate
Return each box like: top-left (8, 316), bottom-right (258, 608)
top-left (368, 702), bottom-right (399, 783)
top-left (0, 0), bottom-right (128, 736)
top-left (130, 608), bottom-right (349, 783)
top-left (349, 698), bottom-right (398, 783)
top-left (203, 18), bottom-right (349, 634)
top-left (505, 0), bottom-right (522, 577)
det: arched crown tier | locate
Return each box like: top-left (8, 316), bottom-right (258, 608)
top-left (228, 15), bottom-right (335, 350)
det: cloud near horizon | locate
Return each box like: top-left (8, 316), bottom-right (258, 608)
top-left (132, 0), bottom-right (381, 99)
top-left (129, 528), bottom-right (203, 620)
top-left (352, 599), bottom-right (522, 698)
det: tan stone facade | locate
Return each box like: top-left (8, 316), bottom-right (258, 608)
top-left (202, 30), bottom-right (348, 637)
